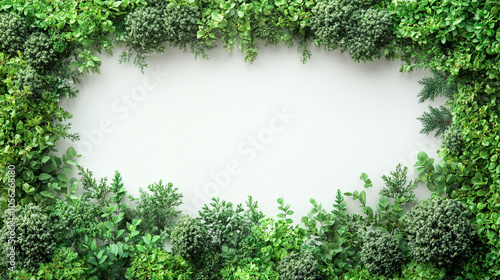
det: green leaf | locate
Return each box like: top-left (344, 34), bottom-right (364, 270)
top-left (379, 196), bottom-right (389, 208)
top-left (277, 197), bottom-right (284, 205)
top-left (57, 173), bottom-right (68, 182)
top-left (359, 190), bottom-right (366, 205)
top-left (104, 221), bottom-right (114, 232)
top-left (38, 173), bottom-right (52, 180)
top-left (152, 235), bottom-right (160, 243)
top-left (417, 151), bottom-right (428, 161)
top-left (211, 12), bottom-right (223, 22)
top-left (143, 233), bottom-right (152, 245)
top-left (40, 191), bottom-right (53, 198)
top-left (41, 156), bottom-right (50, 163)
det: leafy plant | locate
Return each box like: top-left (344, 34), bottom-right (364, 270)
top-left (200, 196), bottom-right (264, 255)
top-left (417, 70), bottom-right (457, 104)
top-left (346, 168), bottom-right (416, 234)
top-left (360, 230), bottom-right (406, 277)
top-left (441, 126), bottom-right (463, 155)
top-left (22, 31), bottom-right (57, 71)
top-left (51, 197), bottom-right (103, 247)
top-left (13, 247), bottom-right (88, 280)
top-left (171, 215), bottom-right (209, 264)
top-left (277, 250), bottom-right (321, 280)
top-left (125, 248), bottom-right (192, 280)
top-left (404, 196), bottom-right (476, 269)
top-left (417, 105), bottom-right (452, 137)
top-left (120, 5), bottom-right (168, 70)
top-left (398, 260), bottom-right (446, 280)
top-left (311, 0), bottom-right (393, 62)
top-left (380, 163), bottom-right (417, 205)
top-left (0, 53), bottom-right (78, 212)
top-left (0, 13), bottom-right (29, 54)
top-left (0, 203), bottom-right (57, 271)
top-left (78, 171), bottom-right (151, 280)
top-left (128, 180), bottom-right (183, 239)
top-left (302, 190), bottom-right (366, 276)
top-left (170, 215), bottom-right (219, 279)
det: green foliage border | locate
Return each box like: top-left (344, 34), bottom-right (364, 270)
top-left (0, 0), bottom-right (499, 278)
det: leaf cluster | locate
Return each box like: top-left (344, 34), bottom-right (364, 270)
top-left (125, 248), bottom-right (192, 279)
top-left (404, 196), bottom-right (476, 269)
top-left (302, 190), bottom-right (366, 276)
top-left (0, 13), bottom-right (29, 54)
top-left (311, 0), bottom-right (393, 62)
top-left (120, 3), bottom-right (204, 71)
top-left (360, 230), bottom-right (406, 277)
top-left (0, 203), bottom-right (57, 271)
top-left (128, 180), bottom-right (183, 238)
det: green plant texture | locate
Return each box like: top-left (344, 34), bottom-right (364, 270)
top-left (311, 0), bottom-right (393, 62)
top-left (277, 250), bottom-right (321, 280)
top-left (404, 196), bottom-right (477, 269)
top-left (0, 0), bottom-right (499, 278)
top-left (0, 203), bottom-right (57, 272)
top-left (360, 230), bottom-right (406, 277)
top-left (128, 180), bottom-right (183, 239)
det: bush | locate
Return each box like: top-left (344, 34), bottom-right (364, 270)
top-left (277, 251), bottom-right (321, 280)
top-left (22, 32), bottom-right (57, 71)
top-left (441, 126), bottom-right (463, 154)
top-left (0, 13), bottom-right (29, 54)
top-left (51, 198), bottom-right (103, 246)
top-left (162, 4), bottom-right (202, 51)
top-left (171, 215), bottom-right (208, 263)
top-left (12, 65), bottom-right (45, 94)
top-left (198, 197), bottom-right (263, 254)
top-left (404, 196), bottom-right (476, 268)
top-left (311, 0), bottom-right (392, 62)
top-left (125, 248), bottom-right (192, 280)
top-left (128, 180), bottom-right (183, 238)
top-left (399, 260), bottom-right (446, 280)
top-left (0, 203), bottom-right (57, 271)
top-left (120, 3), bottom-right (204, 70)
top-left (14, 247), bottom-right (88, 279)
top-left (360, 230), bottom-right (406, 277)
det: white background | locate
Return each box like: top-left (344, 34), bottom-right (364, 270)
top-left (58, 43), bottom-right (444, 219)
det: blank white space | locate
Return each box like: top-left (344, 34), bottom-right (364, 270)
top-left (58, 44), bottom-right (443, 218)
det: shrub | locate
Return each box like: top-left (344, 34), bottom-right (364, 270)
top-left (311, 0), bottom-right (392, 62)
top-left (120, 6), bottom-right (167, 69)
top-left (125, 248), bottom-right (192, 280)
top-left (399, 260), bottom-right (446, 280)
top-left (221, 261), bottom-right (280, 280)
top-left (0, 13), bottom-right (29, 54)
top-left (441, 126), bottom-right (463, 154)
top-left (277, 251), bottom-right (321, 280)
top-left (198, 197), bottom-right (264, 254)
top-left (404, 196), bottom-right (476, 268)
top-left (11, 65), bottom-right (45, 94)
top-left (360, 230), bottom-right (406, 277)
top-left (162, 4), bottom-right (202, 52)
top-left (120, 3), bottom-right (204, 71)
top-left (128, 180), bottom-right (183, 238)
top-left (0, 203), bottom-right (57, 271)
top-left (51, 198), bottom-right (103, 246)
top-left (14, 247), bottom-right (88, 279)
top-left (171, 215), bottom-right (208, 263)
top-left (22, 32), bottom-right (57, 71)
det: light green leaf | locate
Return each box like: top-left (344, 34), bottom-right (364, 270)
top-left (38, 173), bottom-right (52, 180)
